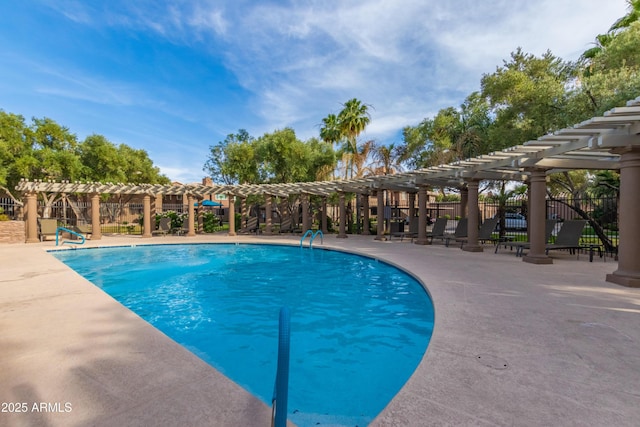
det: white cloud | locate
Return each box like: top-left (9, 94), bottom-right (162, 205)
top-left (24, 0), bottom-right (632, 183)
top-left (212, 0), bottom-right (628, 144)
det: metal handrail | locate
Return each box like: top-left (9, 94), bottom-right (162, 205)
top-left (300, 229), bottom-right (323, 248)
top-left (55, 226), bottom-right (86, 246)
top-left (299, 229), bottom-right (313, 247)
top-left (310, 230), bottom-right (323, 246)
top-left (271, 307), bottom-right (291, 427)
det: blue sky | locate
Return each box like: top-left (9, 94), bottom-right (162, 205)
top-left (0, 0), bottom-right (628, 183)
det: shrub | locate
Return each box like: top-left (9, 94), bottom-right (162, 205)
top-left (203, 211), bottom-right (220, 233)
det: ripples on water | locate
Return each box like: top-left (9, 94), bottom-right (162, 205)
top-left (54, 244), bottom-right (434, 427)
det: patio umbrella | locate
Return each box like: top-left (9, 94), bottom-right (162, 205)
top-left (194, 200), bottom-right (223, 207)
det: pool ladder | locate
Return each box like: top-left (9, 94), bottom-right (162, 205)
top-left (55, 226), bottom-right (86, 246)
top-left (300, 229), bottom-right (323, 248)
top-left (271, 307), bottom-right (291, 427)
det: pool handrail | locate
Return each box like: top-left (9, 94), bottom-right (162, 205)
top-left (300, 229), bottom-right (313, 247)
top-left (271, 306), bottom-right (291, 427)
top-left (55, 226), bottom-right (86, 246)
top-left (310, 230), bottom-right (323, 246)
top-left (300, 229), bottom-right (323, 248)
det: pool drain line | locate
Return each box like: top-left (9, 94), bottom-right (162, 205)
top-left (272, 306), bottom-right (291, 427)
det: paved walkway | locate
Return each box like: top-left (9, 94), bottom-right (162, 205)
top-left (1, 234), bottom-right (639, 426)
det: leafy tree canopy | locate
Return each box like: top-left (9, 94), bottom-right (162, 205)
top-left (0, 111), bottom-right (169, 197)
top-left (204, 128), bottom-right (335, 185)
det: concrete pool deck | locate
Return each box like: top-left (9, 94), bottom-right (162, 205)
top-left (1, 234), bottom-right (639, 426)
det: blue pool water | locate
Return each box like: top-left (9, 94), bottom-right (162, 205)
top-left (52, 244), bottom-right (434, 426)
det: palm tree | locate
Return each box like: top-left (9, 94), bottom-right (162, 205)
top-left (338, 98), bottom-right (371, 178)
top-left (581, 0), bottom-right (640, 74)
top-left (610, 0), bottom-right (640, 33)
top-left (319, 113), bottom-right (342, 179)
top-left (319, 114), bottom-right (342, 147)
top-left (580, 33), bottom-right (616, 71)
top-left (351, 140), bottom-right (376, 178)
top-left (373, 143), bottom-right (403, 176)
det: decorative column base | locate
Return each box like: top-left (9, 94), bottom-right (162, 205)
top-left (523, 254), bottom-right (553, 264)
top-left (414, 238), bottom-right (429, 245)
top-left (606, 271), bottom-right (640, 288)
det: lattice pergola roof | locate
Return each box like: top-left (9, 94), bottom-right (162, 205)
top-left (15, 96), bottom-right (640, 199)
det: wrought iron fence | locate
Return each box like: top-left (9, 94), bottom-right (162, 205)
top-left (0, 197), bottom-right (20, 220)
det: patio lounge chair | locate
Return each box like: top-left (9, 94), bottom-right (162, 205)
top-left (239, 216), bottom-right (259, 234)
top-left (496, 219), bottom-right (557, 254)
top-left (426, 217), bottom-right (448, 243)
top-left (152, 217), bottom-right (172, 236)
top-left (279, 217), bottom-right (293, 233)
top-left (456, 217), bottom-right (499, 249)
top-left (516, 220), bottom-right (586, 257)
top-left (72, 223), bottom-right (92, 239)
top-left (391, 217), bottom-right (419, 242)
top-left (172, 220), bottom-right (189, 236)
top-left (433, 217), bottom-right (467, 247)
top-left (38, 218), bottom-right (58, 242)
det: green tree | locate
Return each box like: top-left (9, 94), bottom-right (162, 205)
top-left (398, 93), bottom-right (491, 171)
top-left (481, 48), bottom-right (575, 148)
top-left (78, 135), bottom-right (168, 184)
top-left (78, 134), bottom-right (122, 182)
top-left (0, 112), bottom-right (33, 194)
top-left (256, 128), bottom-right (310, 183)
top-left (305, 137), bottom-right (336, 181)
top-left (116, 145), bottom-right (169, 184)
top-left (572, 21), bottom-right (640, 118)
top-left (204, 130), bottom-right (259, 184)
top-left (398, 120), bottom-right (432, 169)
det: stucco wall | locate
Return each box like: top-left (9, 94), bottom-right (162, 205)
top-left (0, 221), bottom-right (26, 243)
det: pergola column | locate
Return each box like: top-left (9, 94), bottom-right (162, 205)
top-left (264, 195), bottom-right (273, 235)
top-left (362, 193), bottom-right (370, 235)
top-left (607, 148), bottom-right (640, 287)
top-left (187, 194), bottom-right (196, 236)
top-left (375, 190), bottom-right (385, 241)
top-left (91, 192), bottom-right (102, 240)
top-left (227, 194), bottom-right (236, 236)
top-left (523, 169), bottom-right (553, 264)
top-left (301, 193), bottom-right (310, 231)
top-left (196, 198), bottom-right (204, 234)
top-left (460, 186), bottom-right (468, 219)
top-left (25, 191), bottom-right (38, 243)
top-left (337, 192), bottom-right (347, 238)
top-left (321, 197), bottom-right (328, 234)
top-left (415, 186), bottom-right (429, 245)
top-left (240, 197), bottom-right (247, 229)
top-left (154, 194), bottom-right (163, 215)
top-left (142, 194), bottom-right (152, 238)
top-left (462, 179), bottom-right (482, 252)
top-left (408, 192), bottom-right (416, 220)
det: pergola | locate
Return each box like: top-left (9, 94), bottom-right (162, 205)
top-left (16, 97), bottom-right (640, 287)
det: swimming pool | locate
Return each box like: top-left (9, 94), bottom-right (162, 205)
top-left (53, 243), bottom-right (434, 426)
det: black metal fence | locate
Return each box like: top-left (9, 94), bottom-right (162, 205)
top-left (0, 197), bottom-right (19, 220)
